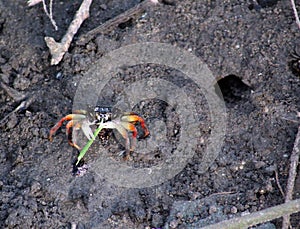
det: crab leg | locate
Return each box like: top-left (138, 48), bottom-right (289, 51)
top-left (121, 113), bottom-right (150, 138)
top-left (102, 121), bottom-right (131, 157)
top-left (49, 114), bottom-right (86, 141)
top-left (66, 120), bottom-right (82, 150)
top-left (120, 122), bottom-right (138, 151)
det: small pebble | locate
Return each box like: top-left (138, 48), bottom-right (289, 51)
top-left (209, 205), bottom-right (217, 214)
top-left (100, 4), bottom-right (107, 10)
top-left (1, 63), bottom-right (12, 75)
top-left (176, 212), bottom-right (183, 219)
top-left (13, 75), bottom-right (30, 90)
top-left (39, 128), bottom-right (49, 139)
top-left (32, 127), bottom-right (40, 137)
top-left (151, 213), bottom-right (163, 228)
top-left (255, 161), bottom-right (266, 169)
top-left (0, 56), bottom-right (7, 64)
top-left (30, 181), bottom-right (41, 195)
top-left (6, 113), bottom-right (18, 129)
top-left (55, 72), bottom-right (63, 80)
top-left (169, 220), bottom-right (178, 228)
top-left (265, 165), bottom-right (276, 173)
top-left (1, 73), bottom-right (9, 84)
top-left (231, 206), bottom-right (238, 214)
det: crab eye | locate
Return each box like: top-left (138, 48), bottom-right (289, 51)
top-left (94, 106), bottom-right (111, 113)
top-left (94, 106), bottom-right (101, 112)
top-left (102, 107), bottom-right (112, 113)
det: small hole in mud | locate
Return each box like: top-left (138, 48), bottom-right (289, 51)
top-left (154, 153), bottom-right (161, 159)
top-left (215, 74), bottom-right (252, 106)
top-left (257, 0), bottom-right (278, 8)
top-left (248, 4), bottom-right (255, 10)
top-left (289, 49), bottom-right (300, 76)
top-left (118, 18), bottom-right (134, 29)
top-left (161, 0), bottom-right (176, 5)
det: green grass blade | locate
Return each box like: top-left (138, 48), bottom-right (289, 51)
top-left (76, 123), bottom-right (103, 165)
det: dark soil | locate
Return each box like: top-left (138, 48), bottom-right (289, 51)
top-left (1, 0), bottom-right (300, 228)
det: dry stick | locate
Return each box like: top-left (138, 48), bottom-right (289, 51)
top-left (28, 0), bottom-right (57, 30)
top-left (28, 0), bottom-right (42, 6)
top-left (49, 0), bottom-right (54, 25)
top-left (42, 0), bottom-right (58, 30)
top-left (202, 198), bottom-right (300, 229)
top-left (275, 168), bottom-right (285, 198)
top-left (0, 82), bottom-right (29, 127)
top-left (0, 82), bottom-right (27, 102)
top-left (45, 0), bottom-right (93, 65)
top-left (291, 0), bottom-right (300, 30)
top-left (208, 191), bottom-right (235, 197)
top-left (0, 96), bottom-right (36, 127)
top-left (282, 125), bottom-right (300, 229)
top-left (77, 0), bottom-right (161, 46)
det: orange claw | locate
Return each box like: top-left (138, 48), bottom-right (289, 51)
top-left (49, 114), bottom-right (75, 141)
top-left (49, 113), bottom-right (86, 143)
top-left (121, 113), bottom-right (150, 138)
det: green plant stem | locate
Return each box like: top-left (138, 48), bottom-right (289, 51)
top-left (76, 123), bottom-right (103, 165)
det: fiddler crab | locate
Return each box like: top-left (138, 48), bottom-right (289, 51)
top-left (49, 106), bottom-right (150, 164)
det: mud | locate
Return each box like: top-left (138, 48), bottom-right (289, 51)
top-left (0, 0), bottom-right (300, 228)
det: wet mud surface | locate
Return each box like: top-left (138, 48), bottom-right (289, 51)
top-left (0, 0), bottom-right (300, 228)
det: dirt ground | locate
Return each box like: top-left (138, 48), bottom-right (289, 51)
top-left (1, 0), bottom-right (300, 228)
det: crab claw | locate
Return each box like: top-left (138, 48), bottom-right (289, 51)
top-left (81, 120), bottom-right (95, 141)
top-left (102, 121), bottom-right (131, 154)
top-left (49, 114), bottom-right (86, 141)
top-left (49, 112), bottom-right (89, 150)
top-left (121, 112), bottom-right (150, 138)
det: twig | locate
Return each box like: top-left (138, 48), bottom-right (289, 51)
top-left (42, 0), bottom-right (58, 30)
top-left (0, 82), bottom-right (27, 102)
top-left (77, 0), bottom-right (161, 46)
top-left (0, 96), bottom-right (36, 127)
top-left (282, 125), bottom-right (300, 229)
top-left (208, 191), bottom-right (235, 197)
top-left (28, 0), bottom-right (58, 30)
top-left (291, 0), bottom-right (300, 30)
top-left (45, 0), bottom-right (93, 65)
top-left (34, 0), bottom-right (161, 65)
top-left (202, 198), bottom-right (300, 229)
top-left (275, 168), bottom-right (285, 198)
top-left (28, 0), bottom-right (42, 6)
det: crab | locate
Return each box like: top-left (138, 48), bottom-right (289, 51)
top-left (49, 106), bottom-right (150, 160)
